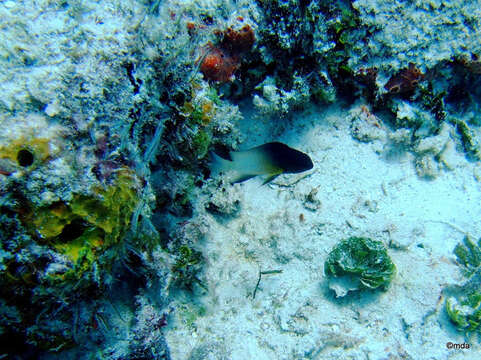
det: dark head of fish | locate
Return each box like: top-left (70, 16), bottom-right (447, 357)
top-left (259, 142), bottom-right (313, 173)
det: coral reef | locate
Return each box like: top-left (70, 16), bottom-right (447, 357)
top-left (351, 0), bottom-right (481, 76)
top-left (250, 0), bottom-right (341, 110)
top-left (252, 75), bottom-right (311, 117)
top-left (2, 0), bottom-right (481, 358)
top-left (0, 0), bottom-right (244, 356)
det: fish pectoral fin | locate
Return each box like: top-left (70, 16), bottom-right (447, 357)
top-left (262, 173), bottom-right (281, 185)
top-left (232, 174), bottom-right (257, 184)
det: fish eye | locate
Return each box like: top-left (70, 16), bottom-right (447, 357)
top-left (389, 85), bottom-right (400, 93)
top-left (17, 149), bottom-right (34, 167)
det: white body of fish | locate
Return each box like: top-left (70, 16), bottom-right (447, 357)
top-left (210, 148), bottom-right (282, 183)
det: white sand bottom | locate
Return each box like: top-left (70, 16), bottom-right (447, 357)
top-left (165, 102), bottom-right (480, 360)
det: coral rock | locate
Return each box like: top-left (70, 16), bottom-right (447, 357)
top-left (355, 67), bottom-right (378, 88)
top-left (349, 105), bottom-right (386, 143)
top-left (458, 53), bottom-right (481, 74)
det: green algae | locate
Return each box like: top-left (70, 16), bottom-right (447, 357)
top-left (172, 245), bottom-right (204, 290)
top-left (445, 235), bottom-right (481, 335)
top-left (324, 236), bottom-right (396, 291)
top-left (450, 118), bottom-right (481, 160)
top-left (446, 290), bottom-right (481, 333)
top-left (191, 130), bottom-right (211, 160)
top-left (453, 235), bottom-right (481, 277)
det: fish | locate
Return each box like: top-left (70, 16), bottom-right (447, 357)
top-left (210, 142), bottom-right (313, 184)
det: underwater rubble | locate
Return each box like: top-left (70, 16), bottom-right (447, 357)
top-left (1, 0), bottom-right (481, 359)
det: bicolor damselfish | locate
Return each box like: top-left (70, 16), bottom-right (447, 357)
top-left (210, 142), bottom-right (313, 184)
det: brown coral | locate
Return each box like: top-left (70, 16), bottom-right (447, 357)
top-left (384, 63), bottom-right (424, 94)
top-left (199, 21), bottom-right (255, 83)
top-left (221, 24), bottom-right (255, 54)
top-left (199, 43), bottom-right (240, 82)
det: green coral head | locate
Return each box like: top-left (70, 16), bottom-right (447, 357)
top-left (324, 236), bottom-right (396, 291)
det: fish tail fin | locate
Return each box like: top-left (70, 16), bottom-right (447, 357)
top-left (209, 151), bottom-right (232, 178)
